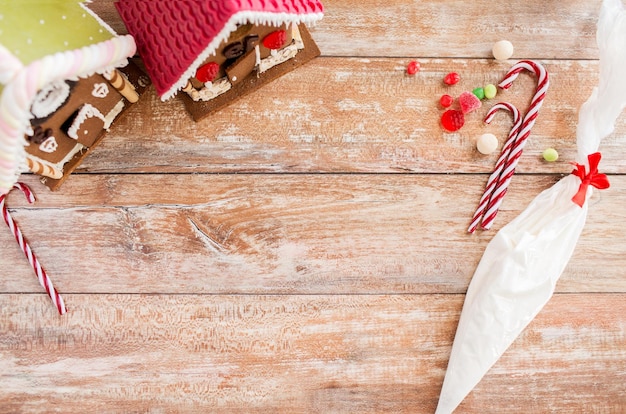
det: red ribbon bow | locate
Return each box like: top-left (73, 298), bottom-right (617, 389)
top-left (571, 152), bottom-right (610, 207)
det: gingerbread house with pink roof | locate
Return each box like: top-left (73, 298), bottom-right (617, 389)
top-left (115, 0), bottom-right (324, 121)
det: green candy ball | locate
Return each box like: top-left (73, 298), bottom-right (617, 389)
top-left (542, 148), bottom-right (559, 162)
top-left (472, 87), bottom-right (485, 100)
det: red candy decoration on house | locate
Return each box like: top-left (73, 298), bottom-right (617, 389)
top-left (196, 62), bottom-right (220, 83)
top-left (263, 30), bottom-right (287, 49)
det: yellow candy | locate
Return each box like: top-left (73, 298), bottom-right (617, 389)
top-left (542, 148), bottom-right (559, 162)
top-left (484, 84), bottom-right (497, 99)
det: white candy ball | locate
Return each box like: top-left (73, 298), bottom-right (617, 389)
top-left (492, 40), bottom-right (514, 61)
top-left (477, 133), bottom-right (499, 154)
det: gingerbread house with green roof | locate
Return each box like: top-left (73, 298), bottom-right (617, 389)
top-left (0, 0), bottom-right (149, 194)
top-left (115, 0), bottom-right (324, 121)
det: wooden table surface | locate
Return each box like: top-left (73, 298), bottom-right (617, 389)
top-left (2, 1), bottom-right (625, 412)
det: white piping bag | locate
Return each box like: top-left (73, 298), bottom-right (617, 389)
top-left (436, 0), bottom-right (626, 412)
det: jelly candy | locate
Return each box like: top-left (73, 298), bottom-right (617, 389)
top-left (444, 72), bottom-right (461, 85)
top-left (440, 94), bottom-right (454, 108)
top-left (407, 60), bottom-right (420, 75)
top-left (441, 109), bottom-right (465, 132)
top-left (459, 91), bottom-right (482, 114)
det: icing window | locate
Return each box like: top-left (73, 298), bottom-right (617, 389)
top-left (31, 81), bottom-right (71, 119)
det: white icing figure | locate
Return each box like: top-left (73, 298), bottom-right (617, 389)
top-left (38, 136), bottom-right (58, 153)
top-left (92, 82), bottom-right (110, 98)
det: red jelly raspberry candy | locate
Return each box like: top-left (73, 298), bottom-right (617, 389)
top-left (196, 62), bottom-right (220, 83)
top-left (443, 72), bottom-right (461, 85)
top-left (263, 30), bottom-right (287, 50)
top-left (440, 94), bottom-right (454, 108)
top-left (406, 60), bottom-right (420, 75)
top-left (458, 91), bottom-right (482, 114)
top-left (441, 109), bottom-right (465, 132)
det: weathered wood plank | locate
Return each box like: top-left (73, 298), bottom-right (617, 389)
top-left (2, 174), bottom-right (624, 294)
top-left (73, 58), bottom-right (626, 175)
top-left (88, 0), bottom-right (602, 60)
top-left (0, 294), bottom-right (623, 413)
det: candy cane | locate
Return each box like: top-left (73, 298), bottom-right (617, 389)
top-left (468, 102), bottom-right (522, 233)
top-left (1, 183), bottom-right (66, 314)
top-left (481, 60), bottom-right (549, 230)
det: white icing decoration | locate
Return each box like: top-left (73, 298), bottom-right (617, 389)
top-left (186, 77), bottom-right (232, 102)
top-left (31, 81), bottom-right (71, 119)
top-left (67, 104), bottom-right (106, 139)
top-left (258, 41), bottom-right (299, 74)
top-left (39, 136), bottom-right (58, 153)
top-left (104, 100), bottom-right (125, 130)
top-left (254, 44), bottom-right (261, 66)
top-left (92, 82), bottom-right (109, 98)
top-left (67, 100), bottom-right (125, 139)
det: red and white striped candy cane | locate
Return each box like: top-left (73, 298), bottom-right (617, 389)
top-left (481, 60), bottom-right (549, 230)
top-left (1, 183), bottom-right (66, 315)
top-left (468, 102), bottom-right (522, 233)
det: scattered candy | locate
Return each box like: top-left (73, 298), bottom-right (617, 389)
top-left (459, 91), bottom-right (482, 114)
top-left (492, 40), bottom-right (514, 61)
top-left (440, 94), bottom-right (454, 108)
top-left (441, 109), bottom-right (465, 132)
top-left (477, 133), bottom-right (499, 155)
top-left (407, 60), bottom-right (420, 75)
top-left (444, 72), bottom-right (461, 85)
top-left (542, 148), bottom-right (559, 162)
top-left (472, 87), bottom-right (485, 100)
top-left (484, 84), bottom-right (497, 99)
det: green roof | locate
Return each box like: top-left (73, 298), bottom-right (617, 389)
top-left (0, 1), bottom-right (114, 66)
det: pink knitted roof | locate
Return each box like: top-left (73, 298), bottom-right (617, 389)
top-left (115, 0), bottom-right (323, 100)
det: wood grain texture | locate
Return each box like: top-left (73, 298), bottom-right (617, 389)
top-left (1, 294), bottom-right (624, 413)
top-left (2, 1), bottom-right (625, 413)
top-left (2, 173), bottom-right (625, 295)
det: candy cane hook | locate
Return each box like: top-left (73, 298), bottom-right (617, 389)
top-left (468, 103), bottom-right (522, 233)
top-left (1, 183), bottom-right (66, 314)
top-left (482, 60), bottom-right (550, 230)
